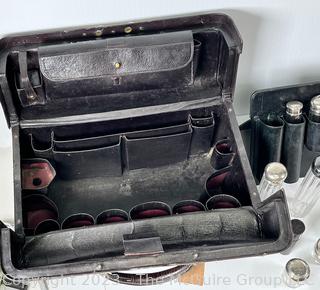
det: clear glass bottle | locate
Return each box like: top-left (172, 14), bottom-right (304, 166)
top-left (309, 95), bottom-right (320, 122)
top-left (313, 238), bottom-right (320, 264)
top-left (282, 258), bottom-right (310, 288)
top-left (259, 162), bottom-right (287, 201)
top-left (285, 101), bottom-right (303, 123)
top-left (290, 156), bottom-right (320, 218)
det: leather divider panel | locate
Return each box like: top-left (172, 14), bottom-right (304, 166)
top-left (30, 118), bottom-right (215, 179)
top-left (123, 126), bottom-right (192, 170)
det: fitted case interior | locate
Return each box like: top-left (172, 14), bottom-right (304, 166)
top-left (0, 13), bottom-right (293, 278)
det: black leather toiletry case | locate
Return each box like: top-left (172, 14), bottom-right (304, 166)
top-left (0, 13), bottom-right (293, 283)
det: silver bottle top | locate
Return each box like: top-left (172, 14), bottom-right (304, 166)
top-left (310, 95), bottom-right (320, 116)
top-left (286, 101), bottom-right (303, 117)
top-left (285, 258), bottom-right (310, 282)
top-left (264, 162), bottom-right (287, 184)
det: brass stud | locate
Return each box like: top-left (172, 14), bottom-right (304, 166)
top-left (124, 26), bottom-right (132, 34)
top-left (114, 62), bottom-right (121, 69)
top-left (27, 94), bottom-right (36, 100)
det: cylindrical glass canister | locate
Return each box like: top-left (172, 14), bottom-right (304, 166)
top-left (285, 101), bottom-right (303, 123)
top-left (259, 162), bottom-right (287, 201)
top-left (309, 95), bottom-right (320, 122)
top-left (282, 258), bottom-right (310, 288)
top-left (313, 238), bottom-right (320, 264)
top-left (290, 156), bottom-right (320, 218)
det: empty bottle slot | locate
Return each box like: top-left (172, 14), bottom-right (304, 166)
top-left (172, 200), bottom-right (205, 214)
top-left (189, 114), bottom-right (215, 155)
top-left (189, 113), bottom-right (214, 127)
top-left (34, 219), bottom-right (60, 235)
top-left (281, 117), bottom-right (306, 183)
top-left (129, 202), bottom-right (172, 220)
top-left (205, 167), bottom-right (231, 195)
top-left (251, 115), bottom-right (284, 180)
top-left (206, 194), bottom-right (241, 210)
top-left (61, 213), bottom-right (95, 229)
top-left (96, 209), bottom-right (129, 224)
top-left (211, 139), bottom-right (235, 170)
top-left (305, 115), bottom-right (320, 152)
top-left (22, 194), bottom-right (59, 236)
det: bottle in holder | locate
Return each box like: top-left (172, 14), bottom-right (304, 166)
top-left (290, 156), bottom-right (320, 218)
top-left (259, 162), bottom-right (287, 201)
top-left (309, 95), bottom-right (320, 122)
top-left (285, 101), bottom-right (303, 123)
top-left (282, 258), bottom-right (310, 288)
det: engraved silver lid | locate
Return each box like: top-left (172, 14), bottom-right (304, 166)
top-left (285, 258), bottom-right (310, 282)
top-left (264, 162), bottom-right (287, 184)
top-left (286, 101), bottom-right (303, 117)
top-left (310, 95), bottom-right (320, 116)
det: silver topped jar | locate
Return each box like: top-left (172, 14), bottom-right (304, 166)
top-left (259, 162), bottom-right (287, 201)
top-left (285, 101), bottom-right (303, 123)
top-left (283, 258), bottom-right (310, 288)
top-left (309, 95), bottom-right (320, 122)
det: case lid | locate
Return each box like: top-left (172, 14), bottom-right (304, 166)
top-left (0, 13), bottom-right (242, 128)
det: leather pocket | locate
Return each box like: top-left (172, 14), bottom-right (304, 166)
top-left (251, 115), bottom-right (284, 180)
top-left (305, 115), bottom-right (320, 152)
top-left (38, 30), bottom-right (195, 98)
top-left (53, 138), bottom-right (122, 179)
top-left (281, 117), bottom-right (306, 183)
top-left (54, 133), bottom-right (120, 151)
top-left (124, 126), bottom-right (192, 170)
top-left (189, 114), bottom-right (215, 155)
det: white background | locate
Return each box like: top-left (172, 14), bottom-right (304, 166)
top-left (1, 1), bottom-right (320, 289)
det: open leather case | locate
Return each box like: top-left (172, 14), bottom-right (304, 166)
top-left (0, 13), bottom-right (293, 281)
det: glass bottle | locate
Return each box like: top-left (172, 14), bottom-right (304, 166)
top-left (290, 156), bottom-right (320, 218)
top-left (309, 95), bottom-right (320, 122)
top-left (313, 238), bottom-right (320, 264)
top-left (259, 162), bottom-right (287, 201)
